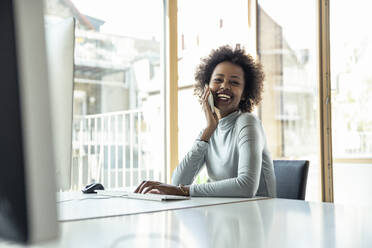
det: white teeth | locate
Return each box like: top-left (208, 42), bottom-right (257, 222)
top-left (218, 94), bottom-right (231, 99)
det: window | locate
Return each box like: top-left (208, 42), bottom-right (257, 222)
top-left (44, 0), bottom-right (165, 191)
top-left (43, 0), bottom-right (371, 202)
top-left (257, 0), bottom-right (320, 201)
top-left (177, 0), bottom-right (252, 182)
top-left (331, 0), bottom-right (372, 205)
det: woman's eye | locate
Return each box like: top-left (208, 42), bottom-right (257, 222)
top-left (214, 78), bottom-right (223, 83)
top-left (231, 81), bottom-right (240, 85)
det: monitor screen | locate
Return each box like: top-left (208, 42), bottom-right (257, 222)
top-left (0, 0), bottom-right (58, 243)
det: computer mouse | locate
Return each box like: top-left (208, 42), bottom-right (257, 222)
top-left (82, 183), bottom-right (105, 194)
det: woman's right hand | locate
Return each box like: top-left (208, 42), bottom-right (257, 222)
top-left (200, 86), bottom-right (218, 141)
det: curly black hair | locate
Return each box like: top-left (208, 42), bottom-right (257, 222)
top-left (194, 45), bottom-right (264, 113)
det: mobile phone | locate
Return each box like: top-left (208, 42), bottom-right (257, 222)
top-left (208, 89), bottom-right (215, 113)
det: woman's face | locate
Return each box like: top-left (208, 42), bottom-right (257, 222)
top-left (209, 61), bottom-right (245, 118)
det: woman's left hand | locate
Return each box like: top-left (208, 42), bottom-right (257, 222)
top-left (134, 180), bottom-right (189, 196)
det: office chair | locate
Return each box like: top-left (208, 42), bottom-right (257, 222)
top-left (273, 160), bottom-right (309, 200)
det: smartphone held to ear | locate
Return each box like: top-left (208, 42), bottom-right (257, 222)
top-left (208, 90), bottom-right (215, 113)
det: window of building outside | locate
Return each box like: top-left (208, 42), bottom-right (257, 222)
top-left (331, 0), bottom-right (372, 205)
top-left (44, 0), bottom-right (164, 191)
top-left (177, 0), bottom-right (253, 183)
top-left (257, 0), bottom-right (321, 201)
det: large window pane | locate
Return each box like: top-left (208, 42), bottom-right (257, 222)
top-left (331, 0), bottom-right (372, 205)
top-left (177, 0), bottom-right (251, 182)
top-left (257, 0), bottom-right (320, 201)
top-left (44, 0), bottom-right (164, 191)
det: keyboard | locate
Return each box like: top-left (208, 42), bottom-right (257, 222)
top-left (95, 190), bottom-right (190, 202)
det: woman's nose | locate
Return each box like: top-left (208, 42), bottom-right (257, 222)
top-left (221, 80), bottom-right (231, 90)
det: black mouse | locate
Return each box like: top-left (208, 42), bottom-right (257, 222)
top-left (82, 183), bottom-right (105, 194)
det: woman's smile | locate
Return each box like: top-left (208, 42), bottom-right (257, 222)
top-left (216, 92), bottom-right (232, 101)
top-left (209, 61), bottom-right (245, 118)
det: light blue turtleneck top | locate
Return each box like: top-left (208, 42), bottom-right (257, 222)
top-left (172, 111), bottom-right (276, 197)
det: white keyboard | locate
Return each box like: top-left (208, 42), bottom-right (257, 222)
top-left (95, 190), bottom-right (190, 202)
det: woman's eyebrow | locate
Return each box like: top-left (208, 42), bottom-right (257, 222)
top-left (213, 73), bottom-right (241, 79)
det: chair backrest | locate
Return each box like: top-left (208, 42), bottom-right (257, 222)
top-left (274, 160), bottom-right (309, 200)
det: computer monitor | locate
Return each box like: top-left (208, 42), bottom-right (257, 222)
top-left (0, 0), bottom-right (58, 244)
top-left (45, 17), bottom-right (75, 191)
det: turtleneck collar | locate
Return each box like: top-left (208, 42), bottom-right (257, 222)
top-left (217, 110), bottom-right (240, 131)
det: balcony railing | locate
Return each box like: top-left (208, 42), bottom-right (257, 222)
top-left (70, 110), bottom-right (163, 191)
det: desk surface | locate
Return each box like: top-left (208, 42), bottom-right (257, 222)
top-left (57, 192), bottom-right (267, 221)
top-left (2, 198), bottom-right (372, 248)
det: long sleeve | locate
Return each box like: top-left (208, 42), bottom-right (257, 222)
top-left (190, 114), bottom-right (269, 197)
top-left (171, 140), bottom-right (208, 186)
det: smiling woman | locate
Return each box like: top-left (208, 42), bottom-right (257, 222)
top-left (194, 45), bottom-right (264, 115)
top-left (208, 61), bottom-right (246, 118)
top-left (135, 45), bottom-right (276, 198)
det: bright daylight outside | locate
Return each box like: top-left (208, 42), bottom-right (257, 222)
top-left (44, 0), bottom-right (371, 202)
top-left (257, 0), bottom-right (320, 201)
top-left (177, 0), bottom-right (253, 184)
top-left (178, 0), bottom-right (321, 202)
top-left (44, 0), bottom-right (164, 191)
top-left (331, 0), bottom-right (372, 205)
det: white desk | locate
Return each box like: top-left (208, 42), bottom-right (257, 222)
top-left (2, 197), bottom-right (372, 247)
top-left (57, 192), bottom-right (268, 221)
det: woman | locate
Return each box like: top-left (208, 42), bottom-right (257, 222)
top-left (135, 45), bottom-right (276, 197)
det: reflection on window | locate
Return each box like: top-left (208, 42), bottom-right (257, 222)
top-left (44, 0), bottom-right (164, 191)
top-left (257, 0), bottom-right (320, 201)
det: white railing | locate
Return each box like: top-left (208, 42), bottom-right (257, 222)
top-left (70, 110), bottom-right (163, 191)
